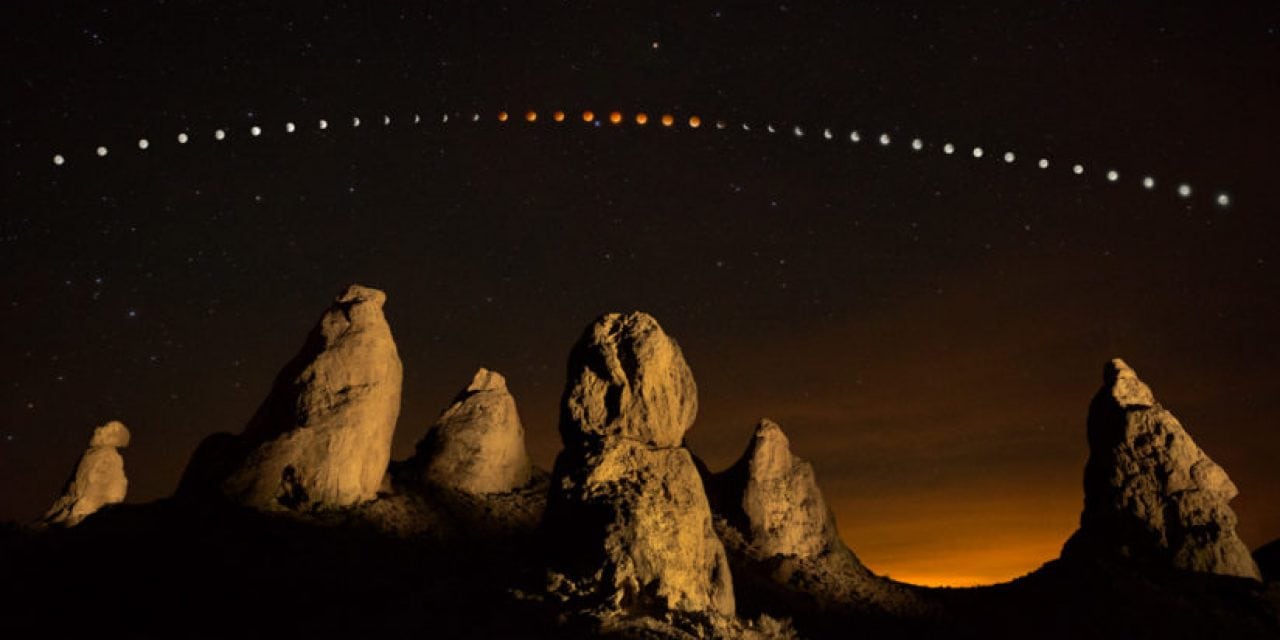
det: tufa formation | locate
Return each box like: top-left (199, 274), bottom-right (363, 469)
top-left (708, 419), bottom-right (925, 616)
top-left (1061, 359), bottom-right (1261, 580)
top-left (543, 312), bottom-right (736, 617)
top-left (179, 284), bottom-right (403, 511)
top-left (40, 420), bottom-right (131, 527)
top-left (406, 367), bottom-right (533, 494)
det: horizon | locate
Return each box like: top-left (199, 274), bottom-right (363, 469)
top-left (2, 2), bottom-right (1278, 590)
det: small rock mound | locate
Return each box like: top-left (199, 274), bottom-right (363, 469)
top-left (707, 420), bottom-right (927, 618)
top-left (544, 312), bottom-right (736, 618)
top-left (179, 284), bottom-right (403, 511)
top-left (1062, 359), bottom-right (1261, 580)
top-left (405, 368), bottom-right (532, 494)
top-left (40, 421), bottom-right (131, 527)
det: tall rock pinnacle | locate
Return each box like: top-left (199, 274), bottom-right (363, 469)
top-left (544, 312), bottom-right (735, 616)
top-left (407, 367), bottom-right (532, 494)
top-left (41, 421), bottom-right (131, 527)
top-left (707, 419), bottom-right (924, 616)
top-left (1062, 359), bottom-right (1261, 580)
top-left (180, 284), bottom-right (403, 511)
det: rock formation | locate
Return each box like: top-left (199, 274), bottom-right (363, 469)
top-left (179, 284), bottom-right (403, 511)
top-left (1062, 359), bottom-right (1261, 580)
top-left (405, 368), bottom-right (532, 494)
top-left (544, 312), bottom-right (735, 617)
top-left (707, 420), bottom-right (925, 617)
top-left (40, 421), bottom-right (131, 527)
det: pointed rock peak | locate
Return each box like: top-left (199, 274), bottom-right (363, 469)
top-left (409, 367), bottom-right (532, 495)
top-left (1102, 358), bottom-right (1155, 409)
top-left (561, 311), bottom-right (698, 449)
top-left (179, 284), bottom-right (403, 511)
top-left (715, 419), bottom-right (843, 560)
top-left (41, 421), bottom-right (131, 528)
top-left (89, 420), bottom-right (131, 448)
top-left (1064, 359), bottom-right (1261, 580)
top-left (465, 367), bottom-right (507, 393)
top-left (744, 418), bottom-right (795, 479)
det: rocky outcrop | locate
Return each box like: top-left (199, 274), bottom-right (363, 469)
top-left (405, 368), bottom-right (532, 494)
top-left (179, 284), bottom-right (403, 511)
top-left (544, 312), bottom-right (735, 617)
top-left (40, 421), bottom-right (131, 527)
top-left (1061, 359), bottom-right (1261, 580)
top-left (706, 420), bottom-right (927, 617)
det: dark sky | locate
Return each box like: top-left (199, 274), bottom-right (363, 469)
top-left (2, 1), bottom-right (1278, 585)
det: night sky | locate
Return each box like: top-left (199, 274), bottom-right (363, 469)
top-left (2, 2), bottom-right (1278, 586)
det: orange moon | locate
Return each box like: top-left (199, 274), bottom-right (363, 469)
top-left (661, 114), bottom-right (675, 127)
top-left (582, 110), bottom-right (595, 122)
top-left (525, 111), bottom-right (537, 122)
top-left (635, 113), bottom-right (649, 125)
top-left (688, 115), bottom-right (702, 128)
top-left (609, 111), bottom-right (623, 124)
top-left (497, 111), bottom-right (509, 122)
top-left (552, 110), bottom-right (565, 122)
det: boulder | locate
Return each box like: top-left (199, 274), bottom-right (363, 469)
top-left (560, 311), bottom-right (698, 449)
top-left (544, 312), bottom-right (735, 616)
top-left (1062, 359), bottom-right (1261, 580)
top-left (41, 421), bottom-right (131, 527)
top-left (179, 284), bottom-right (403, 511)
top-left (407, 368), bottom-right (532, 494)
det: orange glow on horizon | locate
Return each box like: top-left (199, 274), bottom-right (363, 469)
top-left (828, 489), bottom-right (1080, 587)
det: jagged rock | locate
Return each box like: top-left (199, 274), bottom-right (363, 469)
top-left (1062, 358), bottom-right (1261, 580)
top-left (714, 419), bottom-right (838, 558)
top-left (41, 421), bottom-right (131, 527)
top-left (406, 368), bottom-right (532, 494)
top-left (706, 420), bottom-right (928, 618)
top-left (179, 284), bottom-right (403, 511)
top-left (560, 311), bottom-right (698, 449)
top-left (544, 312), bottom-right (735, 617)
